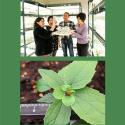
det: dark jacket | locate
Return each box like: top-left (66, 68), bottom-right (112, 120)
top-left (33, 26), bottom-right (52, 56)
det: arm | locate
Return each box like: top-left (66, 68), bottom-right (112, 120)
top-left (73, 26), bottom-right (88, 39)
top-left (34, 28), bottom-right (52, 40)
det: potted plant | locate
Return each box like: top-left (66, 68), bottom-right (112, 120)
top-left (37, 61), bottom-right (105, 125)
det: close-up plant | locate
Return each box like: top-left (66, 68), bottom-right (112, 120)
top-left (37, 61), bottom-right (105, 125)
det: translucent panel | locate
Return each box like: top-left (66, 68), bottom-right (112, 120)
top-left (48, 5), bottom-right (80, 15)
top-left (26, 42), bottom-right (35, 52)
top-left (89, 0), bottom-right (103, 11)
top-left (53, 16), bottom-right (65, 25)
top-left (26, 42), bottom-right (35, 56)
top-left (93, 0), bottom-right (103, 6)
top-left (89, 14), bottom-right (93, 27)
top-left (52, 16), bottom-right (77, 25)
top-left (20, 42), bottom-right (35, 56)
top-left (88, 29), bottom-right (93, 56)
top-left (20, 34), bottom-right (24, 46)
top-left (88, 29), bottom-right (93, 46)
top-left (94, 11), bottom-right (105, 39)
top-left (21, 30), bottom-right (34, 46)
top-left (66, 16), bottom-right (77, 25)
top-left (49, 5), bottom-right (80, 10)
top-left (89, 2), bottom-right (93, 12)
top-left (25, 30), bottom-right (34, 44)
top-left (24, 2), bottom-right (38, 15)
top-left (22, 16), bottom-right (36, 29)
top-left (20, 1), bottom-right (22, 11)
top-left (52, 8), bottom-right (79, 15)
top-left (20, 47), bottom-right (25, 56)
top-left (72, 38), bottom-right (77, 47)
top-left (20, 16), bottom-right (23, 30)
top-left (39, 7), bottom-right (52, 16)
top-left (93, 36), bottom-right (105, 56)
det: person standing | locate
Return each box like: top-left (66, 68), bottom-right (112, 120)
top-left (59, 12), bottom-right (75, 57)
top-left (71, 13), bottom-right (88, 56)
top-left (46, 16), bottom-right (59, 56)
top-left (33, 17), bottom-right (56, 56)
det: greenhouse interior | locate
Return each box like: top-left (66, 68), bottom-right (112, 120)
top-left (20, 0), bottom-right (105, 57)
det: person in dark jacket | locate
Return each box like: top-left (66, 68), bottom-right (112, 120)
top-left (33, 17), bottom-right (56, 56)
top-left (46, 16), bottom-right (59, 56)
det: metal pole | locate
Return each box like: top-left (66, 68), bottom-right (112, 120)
top-left (22, 0), bottom-right (27, 56)
top-left (92, 10), bottom-right (94, 49)
top-left (79, 3), bottom-right (82, 12)
top-left (38, 4), bottom-right (39, 17)
top-left (88, 1), bottom-right (89, 34)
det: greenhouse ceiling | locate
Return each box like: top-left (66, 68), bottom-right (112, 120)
top-left (31, 0), bottom-right (88, 5)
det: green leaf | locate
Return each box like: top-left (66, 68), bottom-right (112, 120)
top-left (44, 100), bottom-right (71, 125)
top-left (53, 87), bottom-right (64, 99)
top-left (71, 87), bottom-right (105, 124)
top-left (91, 124), bottom-right (105, 125)
top-left (38, 69), bottom-right (63, 89)
top-left (37, 93), bottom-right (55, 104)
top-left (62, 95), bottom-right (75, 106)
top-left (37, 79), bottom-right (51, 92)
top-left (58, 61), bottom-right (97, 89)
top-left (61, 84), bottom-right (72, 91)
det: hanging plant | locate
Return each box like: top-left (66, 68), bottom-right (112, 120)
top-left (37, 61), bottom-right (105, 125)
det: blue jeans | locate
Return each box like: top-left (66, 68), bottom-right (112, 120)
top-left (61, 37), bottom-right (74, 57)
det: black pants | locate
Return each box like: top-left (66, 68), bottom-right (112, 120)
top-left (77, 43), bottom-right (89, 56)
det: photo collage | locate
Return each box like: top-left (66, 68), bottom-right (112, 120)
top-left (20, 0), bottom-right (105, 125)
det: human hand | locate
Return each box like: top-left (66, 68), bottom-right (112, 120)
top-left (52, 32), bottom-right (56, 36)
top-left (53, 18), bottom-right (57, 25)
top-left (52, 18), bottom-right (57, 28)
top-left (70, 30), bottom-right (75, 35)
